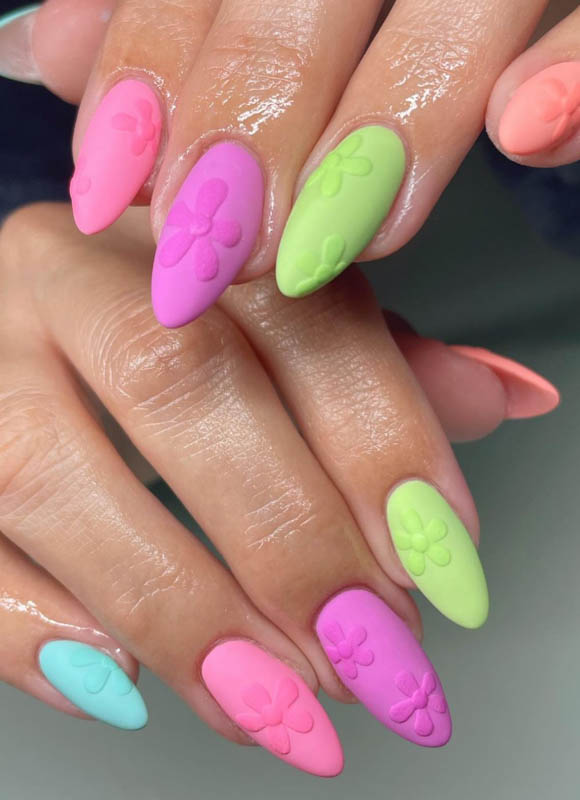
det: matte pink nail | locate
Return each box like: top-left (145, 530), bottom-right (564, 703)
top-left (499, 62), bottom-right (580, 155)
top-left (450, 346), bottom-right (560, 419)
top-left (70, 79), bottom-right (161, 235)
top-left (202, 640), bottom-right (343, 777)
top-left (152, 143), bottom-right (263, 328)
top-left (316, 589), bottom-right (452, 747)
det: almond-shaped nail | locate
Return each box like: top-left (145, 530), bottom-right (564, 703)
top-left (386, 480), bottom-right (489, 629)
top-left (499, 62), bottom-right (580, 155)
top-left (70, 79), bottom-right (162, 235)
top-left (152, 143), bottom-right (264, 328)
top-left (316, 589), bottom-right (451, 747)
top-left (202, 640), bottom-right (343, 777)
top-left (276, 125), bottom-right (405, 298)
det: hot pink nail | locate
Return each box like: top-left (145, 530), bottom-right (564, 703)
top-left (498, 62), bottom-right (580, 155)
top-left (151, 142), bottom-right (263, 328)
top-left (316, 589), bottom-right (452, 747)
top-left (202, 640), bottom-right (343, 777)
top-left (450, 346), bottom-right (560, 419)
top-left (70, 79), bottom-right (161, 235)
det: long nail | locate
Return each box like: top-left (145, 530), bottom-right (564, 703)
top-left (450, 345), bottom-right (560, 419)
top-left (316, 589), bottom-right (452, 747)
top-left (152, 142), bottom-right (263, 328)
top-left (38, 640), bottom-right (148, 730)
top-left (386, 480), bottom-right (489, 629)
top-left (499, 62), bottom-right (580, 155)
top-left (202, 640), bottom-right (343, 776)
top-left (276, 125), bottom-right (405, 298)
top-left (70, 79), bottom-right (162, 235)
top-left (0, 4), bottom-right (41, 84)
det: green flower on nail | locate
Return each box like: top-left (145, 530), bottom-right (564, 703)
top-left (69, 647), bottom-right (134, 696)
top-left (306, 134), bottom-right (372, 198)
top-left (295, 234), bottom-right (348, 295)
top-left (393, 509), bottom-right (451, 577)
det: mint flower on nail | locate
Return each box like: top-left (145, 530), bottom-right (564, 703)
top-left (307, 134), bottom-right (372, 198)
top-left (112, 98), bottom-right (159, 156)
top-left (322, 621), bottom-right (374, 679)
top-left (235, 678), bottom-right (314, 755)
top-left (538, 78), bottom-right (580, 142)
top-left (392, 509), bottom-right (451, 576)
top-left (68, 646), bottom-right (134, 696)
top-left (295, 234), bottom-right (348, 295)
top-left (389, 670), bottom-right (447, 737)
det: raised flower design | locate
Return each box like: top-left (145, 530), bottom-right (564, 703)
top-left (389, 670), bottom-right (446, 737)
top-left (393, 508), bottom-right (451, 576)
top-left (295, 234), bottom-right (348, 294)
top-left (70, 156), bottom-right (91, 196)
top-left (322, 621), bottom-right (374, 679)
top-left (112, 98), bottom-right (159, 156)
top-left (306, 134), bottom-right (372, 198)
top-left (537, 77), bottom-right (580, 142)
top-left (159, 178), bottom-right (242, 280)
top-left (69, 648), bottom-right (133, 696)
top-left (235, 678), bottom-right (314, 755)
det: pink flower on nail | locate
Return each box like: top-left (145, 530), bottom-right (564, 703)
top-left (537, 78), bottom-right (580, 142)
top-left (389, 670), bottom-right (446, 737)
top-left (235, 678), bottom-right (314, 755)
top-left (159, 178), bottom-right (242, 280)
top-left (70, 156), bottom-right (91, 196)
top-left (112, 98), bottom-right (159, 156)
top-left (323, 621), bottom-right (374, 679)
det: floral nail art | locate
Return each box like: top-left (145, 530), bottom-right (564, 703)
top-left (235, 678), bottom-right (314, 755)
top-left (159, 178), bottom-right (242, 279)
top-left (112, 98), bottom-right (159, 157)
top-left (322, 621), bottom-right (374, 679)
top-left (537, 78), bottom-right (580, 142)
top-left (392, 509), bottom-right (451, 576)
top-left (69, 647), bottom-right (134, 696)
top-left (307, 134), bottom-right (372, 198)
top-left (295, 234), bottom-right (348, 294)
top-left (389, 670), bottom-right (446, 737)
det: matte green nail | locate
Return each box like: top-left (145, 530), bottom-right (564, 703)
top-left (39, 641), bottom-right (148, 730)
top-left (386, 480), bottom-right (489, 629)
top-left (276, 125), bottom-right (405, 297)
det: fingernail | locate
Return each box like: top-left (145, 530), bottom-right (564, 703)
top-left (498, 62), bottom-right (580, 155)
top-left (0, 4), bottom-right (41, 84)
top-left (387, 480), bottom-right (489, 629)
top-left (71, 79), bottom-right (162, 235)
top-left (38, 641), bottom-right (148, 730)
top-left (152, 143), bottom-right (264, 328)
top-left (276, 125), bottom-right (405, 298)
top-left (201, 640), bottom-right (343, 777)
top-left (450, 346), bottom-right (560, 419)
top-left (316, 589), bottom-right (451, 747)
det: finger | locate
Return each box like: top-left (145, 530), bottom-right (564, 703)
top-left (0, 534), bottom-right (146, 728)
top-left (489, 6), bottom-right (580, 164)
top-left (149, 0), bottom-right (384, 326)
top-left (275, 0), bottom-right (549, 297)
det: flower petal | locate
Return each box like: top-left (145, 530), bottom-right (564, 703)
top-left (426, 518), bottom-right (447, 542)
top-left (428, 543), bottom-right (451, 567)
top-left (196, 178), bottom-right (228, 218)
top-left (401, 508), bottom-right (423, 535)
top-left (552, 114), bottom-right (570, 141)
top-left (268, 724), bottom-right (291, 755)
top-left (341, 660), bottom-right (358, 680)
top-left (388, 698), bottom-right (416, 723)
top-left (111, 668), bottom-right (134, 696)
top-left (166, 201), bottom-right (193, 228)
top-left (325, 645), bottom-right (341, 663)
top-left (275, 677), bottom-right (299, 710)
top-left (321, 169), bottom-right (342, 198)
top-left (111, 113), bottom-right (137, 132)
top-left (131, 136), bottom-right (147, 157)
top-left (69, 649), bottom-right (99, 668)
top-left (414, 708), bottom-right (434, 737)
top-left (235, 712), bottom-right (266, 732)
top-left (192, 236), bottom-right (219, 281)
top-left (284, 706), bottom-right (314, 734)
top-left (429, 693), bottom-right (447, 714)
top-left (421, 671), bottom-right (436, 695)
top-left (338, 133), bottom-right (362, 158)
top-left (341, 156), bottom-right (372, 177)
top-left (395, 669), bottom-right (419, 697)
top-left (322, 233), bottom-right (346, 266)
top-left (295, 276), bottom-right (318, 295)
top-left (136, 98), bottom-right (153, 120)
top-left (392, 529), bottom-right (412, 550)
top-left (349, 625), bottom-right (367, 647)
top-left (159, 229), bottom-right (195, 268)
top-left (241, 682), bottom-right (271, 713)
top-left (212, 218), bottom-right (242, 248)
top-left (354, 648), bottom-right (374, 667)
top-left (83, 665), bottom-right (110, 694)
top-left (322, 621), bottom-right (345, 646)
top-left (405, 549), bottom-right (426, 576)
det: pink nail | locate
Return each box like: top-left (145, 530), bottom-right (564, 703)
top-left (316, 589), bottom-right (452, 747)
top-left (152, 143), bottom-right (263, 328)
top-left (498, 61), bottom-right (580, 155)
top-left (450, 346), bottom-right (560, 419)
top-left (70, 79), bottom-right (161, 235)
top-left (201, 640), bottom-right (343, 777)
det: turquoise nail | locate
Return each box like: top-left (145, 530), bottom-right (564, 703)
top-left (0, 4), bottom-right (41, 29)
top-left (39, 641), bottom-right (148, 730)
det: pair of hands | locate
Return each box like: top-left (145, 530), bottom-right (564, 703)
top-left (0, 0), bottom-right (567, 778)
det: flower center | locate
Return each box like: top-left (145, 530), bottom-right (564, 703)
top-left (325, 152), bottom-right (341, 169)
top-left (189, 214), bottom-right (212, 237)
top-left (262, 704), bottom-right (283, 727)
top-left (337, 641), bottom-right (353, 659)
top-left (412, 689), bottom-right (428, 709)
top-left (411, 532), bottom-right (428, 553)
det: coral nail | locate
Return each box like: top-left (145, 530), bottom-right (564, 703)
top-left (71, 79), bottom-right (161, 235)
top-left (201, 640), bottom-right (343, 777)
top-left (499, 62), bottom-right (580, 155)
top-left (152, 142), bottom-right (264, 328)
top-left (316, 589), bottom-right (452, 747)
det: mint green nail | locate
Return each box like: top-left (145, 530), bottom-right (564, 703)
top-left (39, 641), bottom-right (148, 730)
top-left (0, 4), bottom-right (40, 29)
top-left (276, 125), bottom-right (405, 298)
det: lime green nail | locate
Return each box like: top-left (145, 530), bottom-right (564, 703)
top-left (276, 125), bottom-right (405, 297)
top-left (386, 480), bottom-right (489, 629)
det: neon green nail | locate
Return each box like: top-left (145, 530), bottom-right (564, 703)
top-left (276, 125), bottom-right (405, 297)
top-left (386, 480), bottom-right (489, 629)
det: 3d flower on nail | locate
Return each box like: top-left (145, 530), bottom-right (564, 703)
top-left (68, 647), bottom-right (134, 696)
top-left (392, 509), bottom-right (451, 576)
top-left (235, 678), bottom-right (314, 755)
top-left (111, 98), bottom-right (159, 157)
top-left (306, 134), bottom-right (372, 198)
top-left (295, 234), bottom-right (348, 294)
top-left (389, 670), bottom-right (446, 737)
top-left (70, 156), bottom-right (91, 196)
top-left (536, 78), bottom-right (580, 141)
top-left (322, 621), bottom-right (374, 679)
top-left (159, 178), bottom-right (242, 279)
